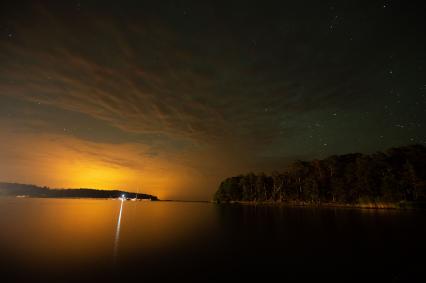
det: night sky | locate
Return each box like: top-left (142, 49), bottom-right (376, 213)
top-left (0, 0), bottom-right (425, 200)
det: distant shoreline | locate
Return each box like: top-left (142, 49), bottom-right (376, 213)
top-left (0, 196), bottom-right (161, 202)
top-left (2, 196), bottom-right (424, 209)
top-left (1, 195), bottom-right (213, 203)
top-left (0, 182), bottom-right (159, 201)
top-left (213, 200), bottom-right (426, 210)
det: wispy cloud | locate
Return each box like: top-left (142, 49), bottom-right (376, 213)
top-left (2, 1), bottom-right (424, 199)
top-left (0, 2), bottom-right (370, 149)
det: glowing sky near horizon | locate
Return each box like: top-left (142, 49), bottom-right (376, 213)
top-left (0, 1), bottom-right (425, 200)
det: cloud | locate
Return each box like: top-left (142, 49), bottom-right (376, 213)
top-left (0, 130), bottom-right (198, 198)
top-left (0, 2), bottom-right (372, 151)
top-left (2, 1), bottom-right (423, 199)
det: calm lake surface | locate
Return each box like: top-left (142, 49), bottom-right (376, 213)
top-left (0, 198), bottom-right (425, 282)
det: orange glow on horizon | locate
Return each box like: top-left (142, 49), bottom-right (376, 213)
top-left (0, 131), bottom-right (196, 200)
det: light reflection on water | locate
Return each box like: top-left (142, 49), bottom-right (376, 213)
top-left (0, 198), bottom-right (424, 282)
top-left (113, 198), bottom-right (124, 261)
top-left (0, 198), bottom-right (218, 269)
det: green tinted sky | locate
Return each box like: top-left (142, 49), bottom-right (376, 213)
top-left (0, 0), bottom-right (425, 200)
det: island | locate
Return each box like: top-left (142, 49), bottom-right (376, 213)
top-left (214, 144), bottom-right (426, 209)
top-left (0, 182), bottom-right (159, 201)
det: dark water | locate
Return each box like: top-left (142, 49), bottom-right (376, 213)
top-left (0, 198), bottom-right (425, 282)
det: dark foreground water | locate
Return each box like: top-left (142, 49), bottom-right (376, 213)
top-left (0, 198), bottom-right (425, 282)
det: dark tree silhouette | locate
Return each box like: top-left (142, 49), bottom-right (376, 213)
top-left (0, 183), bottom-right (158, 200)
top-left (214, 145), bottom-right (426, 207)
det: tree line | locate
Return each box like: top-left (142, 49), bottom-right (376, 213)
top-left (214, 145), bottom-right (426, 205)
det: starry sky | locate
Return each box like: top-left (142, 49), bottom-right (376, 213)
top-left (0, 0), bottom-right (425, 200)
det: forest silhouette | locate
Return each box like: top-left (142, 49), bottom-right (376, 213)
top-left (214, 145), bottom-right (426, 208)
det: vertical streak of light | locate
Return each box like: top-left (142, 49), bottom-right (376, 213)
top-left (113, 198), bottom-right (124, 262)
